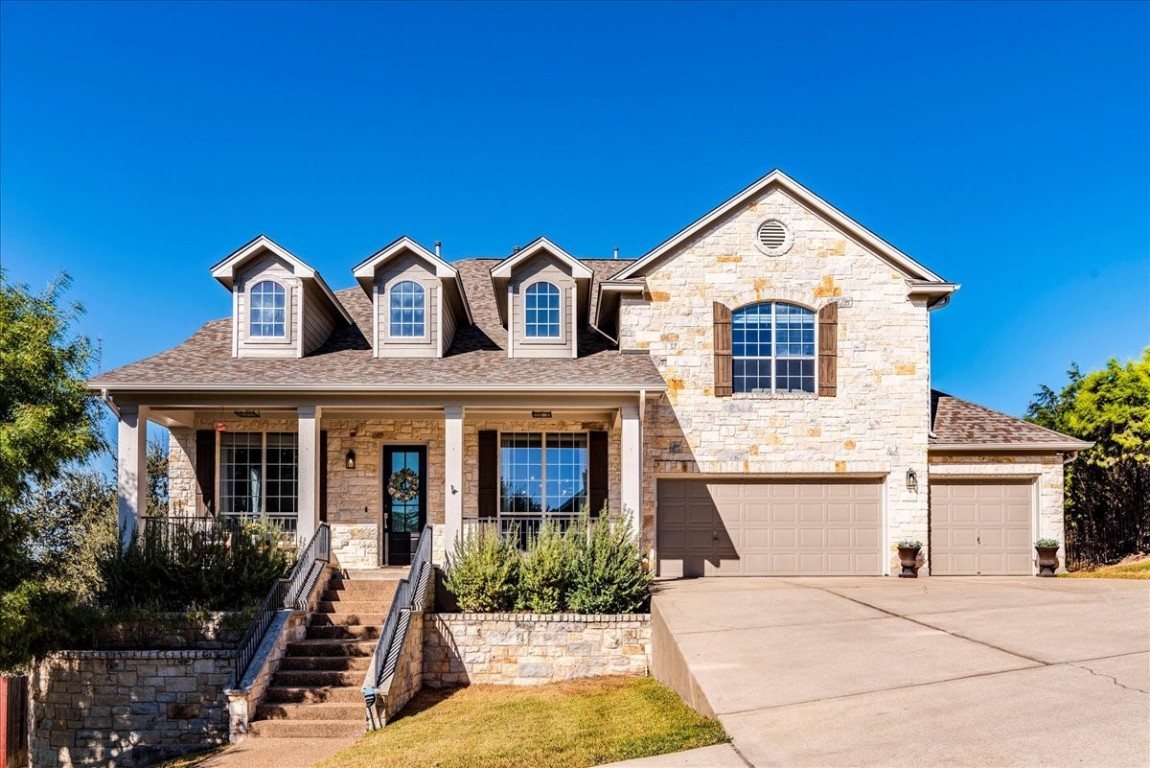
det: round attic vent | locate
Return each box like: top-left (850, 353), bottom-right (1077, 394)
top-left (755, 220), bottom-right (792, 256)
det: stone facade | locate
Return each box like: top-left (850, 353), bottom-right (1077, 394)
top-left (423, 613), bottom-right (650, 687)
top-left (31, 650), bottom-right (232, 767)
top-left (620, 187), bottom-right (932, 568)
top-left (378, 611), bottom-right (424, 724)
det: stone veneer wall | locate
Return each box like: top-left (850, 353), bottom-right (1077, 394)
top-left (31, 650), bottom-right (233, 767)
top-left (423, 613), bottom-right (650, 686)
top-left (380, 612), bottom-right (424, 724)
top-left (929, 452), bottom-right (1067, 571)
top-left (619, 187), bottom-right (932, 568)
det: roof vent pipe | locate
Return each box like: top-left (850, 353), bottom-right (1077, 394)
top-left (613, 246), bottom-right (619, 260)
top-left (513, 246), bottom-right (521, 254)
top-left (434, 241), bottom-right (442, 258)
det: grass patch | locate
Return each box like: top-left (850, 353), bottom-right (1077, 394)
top-left (1062, 556), bottom-right (1150, 580)
top-left (148, 746), bottom-right (228, 767)
top-left (317, 676), bottom-right (727, 768)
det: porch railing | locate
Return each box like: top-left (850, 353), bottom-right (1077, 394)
top-left (233, 523), bottom-right (331, 687)
top-left (362, 525), bottom-right (432, 728)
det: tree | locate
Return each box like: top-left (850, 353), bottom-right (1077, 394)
top-left (0, 270), bottom-right (105, 671)
top-left (1027, 349), bottom-right (1150, 566)
top-left (146, 436), bottom-right (169, 516)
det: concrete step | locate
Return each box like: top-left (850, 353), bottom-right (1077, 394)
top-left (315, 600), bottom-right (390, 614)
top-left (249, 719), bottom-right (365, 739)
top-left (305, 624), bottom-right (379, 640)
top-left (278, 655), bottom-right (372, 672)
top-left (285, 639), bottom-right (376, 658)
top-left (271, 669), bottom-right (363, 687)
top-left (325, 579), bottom-right (400, 593)
top-left (264, 686), bottom-right (364, 705)
top-left (340, 568), bottom-right (408, 581)
top-left (255, 702), bottom-right (364, 721)
top-left (309, 612), bottom-right (387, 627)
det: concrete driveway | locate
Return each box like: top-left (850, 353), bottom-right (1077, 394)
top-left (651, 577), bottom-right (1150, 767)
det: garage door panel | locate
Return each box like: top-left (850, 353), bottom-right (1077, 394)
top-left (931, 480), bottom-right (1033, 576)
top-left (657, 479), bottom-right (882, 576)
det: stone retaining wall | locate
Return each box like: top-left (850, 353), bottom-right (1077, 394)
top-left (31, 650), bottom-right (233, 767)
top-left (423, 613), bottom-right (650, 687)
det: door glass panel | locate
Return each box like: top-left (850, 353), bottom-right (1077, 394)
top-left (387, 449), bottom-right (422, 533)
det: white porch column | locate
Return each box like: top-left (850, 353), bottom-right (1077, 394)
top-left (620, 404), bottom-right (642, 539)
top-left (297, 405), bottom-right (322, 543)
top-left (444, 405), bottom-right (464, 554)
top-left (117, 404), bottom-right (149, 548)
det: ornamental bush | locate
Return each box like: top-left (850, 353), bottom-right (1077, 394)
top-left (516, 521), bottom-right (576, 612)
top-left (444, 524), bottom-right (521, 612)
top-left (567, 512), bottom-right (652, 614)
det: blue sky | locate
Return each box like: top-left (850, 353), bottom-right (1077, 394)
top-left (2, 0), bottom-right (1147, 429)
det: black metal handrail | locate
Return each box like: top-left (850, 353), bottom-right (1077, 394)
top-left (233, 523), bottom-right (331, 686)
top-left (362, 525), bottom-right (432, 725)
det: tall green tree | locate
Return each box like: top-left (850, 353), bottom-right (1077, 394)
top-left (1027, 349), bottom-right (1150, 566)
top-left (0, 270), bottom-right (105, 670)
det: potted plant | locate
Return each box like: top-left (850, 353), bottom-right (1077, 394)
top-left (1034, 538), bottom-right (1060, 577)
top-left (897, 539), bottom-right (922, 578)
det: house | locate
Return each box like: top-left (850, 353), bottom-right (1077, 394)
top-left (90, 170), bottom-right (1089, 576)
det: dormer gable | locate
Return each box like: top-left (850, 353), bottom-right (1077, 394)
top-left (211, 235), bottom-right (352, 359)
top-left (490, 238), bottom-right (594, 360)
top-left (352, 236), bottom-right (473, 359)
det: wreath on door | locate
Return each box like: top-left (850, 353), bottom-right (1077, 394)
top-left (387, 468), bottom-right (420, 503)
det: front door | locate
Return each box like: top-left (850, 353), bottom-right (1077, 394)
top-left (382, 446), bottom-right (426, 566)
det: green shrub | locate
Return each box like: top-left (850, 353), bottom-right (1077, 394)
top-left (445, 524), bottom-right (521, 612)
top-left (516, 521), bottom-right (576, 612)
top-left (96, 517), bottom-right (295, 612)
top-left (568, 513), bottom-right (652, 614)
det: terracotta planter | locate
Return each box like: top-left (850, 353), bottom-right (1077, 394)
top-left (1035, 545), bottom-right (1059, 577)
top-left (898, 547), bottom-right (921, 578)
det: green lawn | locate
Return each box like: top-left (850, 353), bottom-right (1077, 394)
top-left (316, 676), bottom-right (728, 768)
top-left (1062, 556), bottom-right (1150, 580)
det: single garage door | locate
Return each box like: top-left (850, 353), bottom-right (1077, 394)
top-left (930, 480), bottom-right (1033, 575)
top-left (657, 480), bottom-right (883, 577)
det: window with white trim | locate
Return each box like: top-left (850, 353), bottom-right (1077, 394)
top-left (524, 282), bottom-right (561, 338)
top-left (732, 302), bottom-right (816, 393)
top-left (388, 280), bottom-right (426, 337)
top-left (219, 432), bottom-right (298, 530)
top-left (249, 281), bottom-right (286, 338)
top-left (499, 432), bottom-right (588, 516)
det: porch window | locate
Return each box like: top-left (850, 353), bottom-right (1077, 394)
top-left (219, 432), bottom-right (298, 531)
top-left (499, 432), bottom-right (588, 527)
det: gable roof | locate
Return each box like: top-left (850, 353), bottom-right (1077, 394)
top-left (489, 237), bottom-right (596, 326)
top-left (930, 390), bottom-right (1092, 451)
top-left (209, 234), bottom-right (354, 325)
top-left (89, 258), bottom-right (664, 393)
top-left (352, 236), bottom-right (474, 325)
top-left (611, 170), bottom-right (954, 289)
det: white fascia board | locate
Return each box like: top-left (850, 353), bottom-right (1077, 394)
top-left (929, 441), bottom-right (1094, 452)
top-left (211, 234), bottom-right (317, 288)
top-left (352, 236), bottom-right (459, 283)
top-left (489, 237), bottom-right (595, 280)
top-left (614, 169), bottom-right (949, 284)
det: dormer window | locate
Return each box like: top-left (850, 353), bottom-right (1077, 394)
top-left (389, 280), bottom-right (426, 338)
top-left (524, 282), bottom-right (561, 338)
top-left (249, 280), bottom-right (286, 338)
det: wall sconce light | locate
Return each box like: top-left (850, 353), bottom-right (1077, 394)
top-left (906, 467), bottom-right (918, 492)
top-left (345, 449), bottom-right (357, 470)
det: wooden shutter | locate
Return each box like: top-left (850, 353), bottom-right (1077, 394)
top-left (588, 431), bottom-right (609, 518)
top-left (713, 302), bottom-right (733, 397)
top-left (478, 430), bottom-right (498, 519)
top-left (319, 431), bottom-right (328, 523)
top-left (818, 302), bottom-right (838, 397)
top-left (195, 430), bottom-right (216, 515)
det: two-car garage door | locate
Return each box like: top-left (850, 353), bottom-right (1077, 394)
top-left (657, 480), bottom-right (883, 576)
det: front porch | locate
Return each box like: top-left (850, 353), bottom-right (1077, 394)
top-left (115, 396), bottom-right (646, 568)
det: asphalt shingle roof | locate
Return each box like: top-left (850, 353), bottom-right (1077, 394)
top-left (91, 258), bottom-right (666, 391)
top-left (930, 390), bottom-right (1088, 448)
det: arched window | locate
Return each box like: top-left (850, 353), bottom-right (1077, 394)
top-left (524, 282), bottom-right (561, 338)
top-left (732, 302), bottom-right (816, 393)
top-left (249, 281), bottom-right (286, 338)
top-left (389, 280), bottom-right (426, 337)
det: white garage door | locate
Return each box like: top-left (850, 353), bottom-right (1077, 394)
top-left (931, 480), bottom-right (1033, 575)
top-left (657, 480), bottom-right (883, 577)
